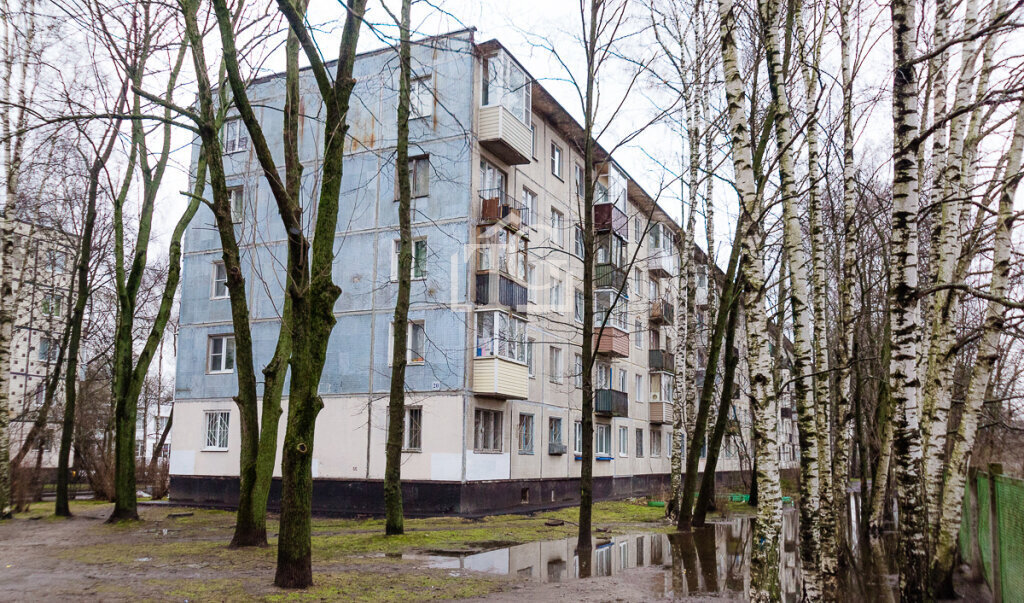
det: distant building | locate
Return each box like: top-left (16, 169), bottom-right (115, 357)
top-left (7, 220), bottom-right (76, 473)
top-left (170, 29), bottom-right (798, 515)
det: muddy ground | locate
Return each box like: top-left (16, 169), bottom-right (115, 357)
top-left (0, 499), bottom-right (691, 602)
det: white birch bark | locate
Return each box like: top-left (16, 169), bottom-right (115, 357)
top-left (716, 0), bottom-right (781, 598)
top-left (759, 0), bottom-right (822, 596)
top-left (932, 100), bottom-right (1023, 589)
top-left (921, 0), bottom-right (981, 529)
top-left (0, 0), bottom-right (38, 516)
top-left (889, 0), bottom-right (928, 595)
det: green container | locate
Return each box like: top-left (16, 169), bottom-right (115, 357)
top-left (647, 501), bottom-right (666, 508)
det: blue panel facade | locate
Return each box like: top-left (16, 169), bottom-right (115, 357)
top-left (175, 31), bottom-right (476, 403)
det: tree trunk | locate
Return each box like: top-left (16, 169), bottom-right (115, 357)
top-left (693, 284), bottom-right (740, 526)
top-left (384, 0), bottom-right (413, 537)
top-left (931, 101), bottom-right (1023, 595)
top-left (888, 0), bottom-right (928, 595)
top-left (759, 0), bottom-right (823, 595)
top-left (716, 0), bottom-right (781, 597)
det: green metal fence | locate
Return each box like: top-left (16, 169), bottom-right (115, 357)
top-left (959, 466), bottom-right (1024, 601)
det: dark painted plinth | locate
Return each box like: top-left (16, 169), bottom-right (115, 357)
top-left (170, 473), bottom-right (675, 517)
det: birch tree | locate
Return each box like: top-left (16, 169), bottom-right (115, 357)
top-left (715, 0), bottom-right (782, 597)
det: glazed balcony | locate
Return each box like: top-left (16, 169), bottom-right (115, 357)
top-left (649, 401), bottom-right (672, 424)
top-left (594, 202), bottom-right (628, 239)
top-left (472, 356), bottom-right (529, 400)
top-left (478, 104), bottom-right (532, 165)
top-left (595, 388), bottom-right (629, 417)
top-left (650, 298), bottom-right (674, 325)
top-left (475, 272), bottom-right (527, 313)
top-left (649, 349), bottom-right (674, 373)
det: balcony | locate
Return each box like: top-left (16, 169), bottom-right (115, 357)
top-left (472, 356), bottom-right (529, 400)
top-left (595, 263), bottom-right (627, 293)
top-left (594, 325), bottom-right (629, 357)
top-left (649, 401), bottom-right (672, 424)
top-left (649, 349), bottom-right (674, 373)
top-left (475, 272), bottom-right (527, 313)
top-left (480, 188), bottom-right (524, 231)
top-left (595, 388), bottom-right (629, 417)
top-left (479, 104), bottom-right (532, 165)
top-left (650, 298), bottom-right (675, 325)
top-left (594, 203), bottom-right (628, 239)
top-left (647, 251), bottom-right (676, 278)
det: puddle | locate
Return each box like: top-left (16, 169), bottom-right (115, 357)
top-left (406, 507), bottom-right (898, 601)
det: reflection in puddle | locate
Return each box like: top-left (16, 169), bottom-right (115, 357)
top-left (412, 503), bottom-right (900, 601)
top-left (420, 510), bottom-right (805, 600)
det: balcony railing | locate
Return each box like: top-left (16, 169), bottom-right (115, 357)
top-left (649, 349), bottom-right (674, 373)
top-left (650, 298), bottom-right (675, 325)
top-left (478, 104), bottom-right (532, 165)
top-left (649, 401), bottom-right (672, 424)
top-left (595, 263), bottom-right (627, 292)
top-left (594, 203), bottom-right (628, 239)
top-left (595, 388), bottom-right (629, 417)
top-left (475, 272), bottom-right (527, 313)
top-left (594, 325), bottom-right (630, 357)
top-left (480, 188), bottom-right (525, 230)
top-left (647, 251), bottom-right (676, 278)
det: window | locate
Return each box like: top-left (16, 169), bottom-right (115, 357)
top-left (619, 368), bottom-right (628, 393)
top-left (635, 374), bottom-right (643, 402)
top-left (550, 275), bottom-right (564, 311)
top-left (634, 318), bottom-right (642, 348)
top-left (392, 238), bottom-right (427, 280)
top-left (526, 263), bottom-right (537, 302)
top-left (222, 118), bottom-right (248, 154)
top-left (597, 363), bottom-right (612, 389)
top-left (574, 226), bottom-right (585, 258)
top-left (531, 123), bottom-right (538, 158)
top-left (41, 293), bottom-right (61, 316)
top-left (573, 163), bottom-right (584, 196)
top-left (596, 424), bottom-right (611, 456)
top-left (476, 310), bottom-right (526, 363)
top-left (481, 51), bottom-right (531, 124)
top-left (548, 346), bottom-right (563, 384)
top-left (634, 216), bottom-right (643, 242)
top-left (522, 187), bottom-right (537, 227)
top-left (651, 429), bottom-right (662, 457)
top-left (574, 421), bottom-right (583, 454)
top-left (409, 321), bottom-right (425, 363)
top-left (404, 407), bottom-right (422, 450)
top-left (526, 337), bottom-right (535, 377)
top-left (208, 335), bottom-right (236, 373)
top-left (550, 143), bottom-right (563, 179)
top-left (204, 410), bottom-right (230, 450)
top-left (44, 249), bottom-right (67, 273)
top-left (411, 75), bottom-right (433, 118)
top-left (155, 416), bottom-right (168, 434)
top-left (633, 268), bottom-right (643, 297)
top-left (619, 426), bottom-right (628, 457)
top-left (549, 417), bottom-right (563, 445)
top-left (574, 289), bottom-right (584, 323)
top-left (636, 428), bottom-right (644, 457)
top-left (212, 262), bottom-right (228, 299)
top-left (550, 209), bottom-right (564, 247)
top-left (518, 413), bottom-right (535, 454)
top-left (574, 353), bottom-right (583, 388)
top-left (389, 320), bottom-right (426, 364)
top-left (38, 337), bottom-right (57, 363)
top-left (229, 186), bottom-right (244, 222)
top-left (474, 408), bottom-right (503, 452)
top-left (398, 156), bottom-right (430, 199)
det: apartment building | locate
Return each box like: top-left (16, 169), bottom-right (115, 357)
top-left (7, 220), bottom-right (76, 474)
top-left (169, 29), bottom-right (797, 515)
